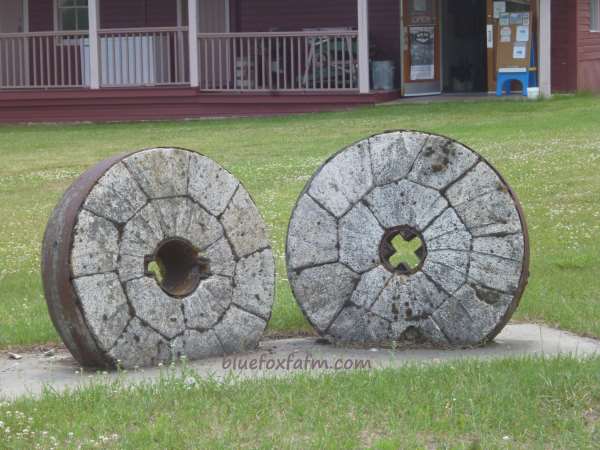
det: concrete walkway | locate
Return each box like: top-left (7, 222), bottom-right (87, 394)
top-left (379, 92), bottom-right (535, 106)
top-left (1, 323), bottom-right (599, 400)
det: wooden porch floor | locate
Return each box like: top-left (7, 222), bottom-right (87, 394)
top-left (0, 87), bottom-right (400, 123)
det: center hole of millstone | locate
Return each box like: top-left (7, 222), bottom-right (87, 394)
top-left (379, 226), bottom-right (427, 275)
top-left (145, 238), bottom-right (211, 298)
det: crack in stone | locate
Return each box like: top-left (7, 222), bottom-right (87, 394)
top-left (439, 157), bottom-right (482, 197)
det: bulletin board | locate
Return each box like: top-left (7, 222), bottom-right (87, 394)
top-left (495, 11), bottom-right (531, 71)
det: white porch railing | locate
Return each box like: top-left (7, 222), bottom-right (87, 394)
top-left (98, 27), bottom-right (189, 87)
top-left (1, 29), bottom-right (362, 92)
top-left (196, 31), bottom-right (359, 91)
top-left (0, 31), bottom-right (89, 89)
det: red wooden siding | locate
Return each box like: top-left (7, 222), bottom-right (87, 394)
top-left (100, 0), bottom-right (178, 28)
top-left (550, 0), bottom-right (578, 92)
top-left (232, 0), bottom-right (357, 31)
top-left (28, 0), bottom-right (178, 31)
top-left (0, 87), bottom-right (400, 123)
top-left (29, 0), bottom-right (53, 31)
top-left (577, 0), bottom-right (600, 91)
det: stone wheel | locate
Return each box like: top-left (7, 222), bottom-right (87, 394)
top-left (286, 131), bottom-right (529, 346)
top-left (42, 148), bottom-right (274, 369)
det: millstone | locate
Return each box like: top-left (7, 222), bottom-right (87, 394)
top-left (286, 131), bottom-right (529, 346)
top-left (42, 148), bottom-right (274, 369)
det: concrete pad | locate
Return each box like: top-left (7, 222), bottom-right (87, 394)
top-left (1, 324), bottom-right (599, 400)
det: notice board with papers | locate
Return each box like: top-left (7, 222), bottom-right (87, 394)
top-left (495, 11), bottom-right (531, 71)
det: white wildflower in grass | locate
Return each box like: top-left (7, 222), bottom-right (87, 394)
top-left (184, 376), bottom-right (198, 389)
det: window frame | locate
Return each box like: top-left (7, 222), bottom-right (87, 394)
top-left (54, 0), bottom-right (89, 32)
top-left (592, 0), bottom-right (600, 32)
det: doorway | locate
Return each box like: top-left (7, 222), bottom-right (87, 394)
top-left (441, 0), bottom-right (487, 93)
top-left (401, 0), bottom-right (442, 96)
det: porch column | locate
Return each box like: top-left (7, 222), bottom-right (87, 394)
top-left (538, 0), bottom-right (552, 97)
top-left (188, 0), bottom-right (199, 88)
top-left (88, 0), bottom-right (100, 90)
top-left (357, 0), bottom-right (370, 94)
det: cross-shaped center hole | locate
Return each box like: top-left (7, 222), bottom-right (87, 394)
top-left (379, 226), bottom-right (426, 275)
top-left (389, 234), bottom-right (423, 270)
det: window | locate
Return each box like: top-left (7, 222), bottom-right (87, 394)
top-left (592, 0), bottom-right (600, 32)
top-left (56, 0), bottom-right (88, 31)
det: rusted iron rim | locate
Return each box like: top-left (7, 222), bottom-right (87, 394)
top-left (42, 149), bottom-right (147, 368)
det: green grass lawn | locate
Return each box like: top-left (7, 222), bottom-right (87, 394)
top-left (1, 357), bottom-right (599, 448)
top-left (1, 95), bottom-right (600, 347)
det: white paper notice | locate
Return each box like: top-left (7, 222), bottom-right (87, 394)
top-left (500, 27), bottom-right (512, 43)
top-left (411, 65), bottom-right (434, 81)
top-left (513, 44), bottom-right (526, 59)
top-left (499, 13), bottom-right (510, 26)
top-left (487, 25), bottom-right (494, 49)
top-left (493, 1), bottom-right (506, 19)
top-left (516, 26), bottom-right (529, 42)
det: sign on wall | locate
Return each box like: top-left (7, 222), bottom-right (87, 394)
top-left (409, 26), bottom-right (435, 80)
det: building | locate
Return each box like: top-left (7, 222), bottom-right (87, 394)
top-left (0, 0), bottom-right (598, 123)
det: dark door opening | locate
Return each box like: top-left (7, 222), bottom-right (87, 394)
top-left (442, 0), bottom-right (487, 93)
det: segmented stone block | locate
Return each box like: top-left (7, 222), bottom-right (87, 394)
top-left (454, 190), bottom-right (522, 237)
top-left (422, 259), bottom-right (467, 294)
top-left (369, 131), bottom-right (425, 186)
top-left (307, 141), bottom-right (373, 217)
top-left (287, 131), bottom-right (528, 347)
top-left (108, 318), bottom-right (172, 369)
top-left (427, 230), bottom-right (472, 251)
top-left (184, 201), bottom-right (224, 250)
top-left (286, 194), bottom-right (338, 270)
top-left (350, 266), bottom-right (393, 309)
top-left (366, 180), bottom-right (448, 230)
top-left (182, 276), bottom-right (233, 330)
top-left (422, 208), bottom-right (467, 242)
top-left (84, 162), bottom-right (147, 224)
top-left (124, 148), bottom-right (190, 198)
top-left (214, 306), bottom-right (267, 354)
top-left (204, 237), bottom-right (236, 277)
top-left (408, 138), bottom-right (479, 190)
top-left (289, 263), bottom-right (360, 333)
top-left (328, 306), bottom-right (391, 343)
top-left (188, 153), bottom-right (239, 217)
top-left (119, 203), bottom-right (165, 257)
top-left (427, 250), bottom-right (469, 275)
top-left (71, 210), bottom-right (119, 277)
top-left (468, 253), bottom-right (523, 294)
top-left (172, 330), bottom-right (224, 361)
top-left (73, 273), bottom-right (130, 352)
top-left (221, 188), bottom-right (269, 258)
top-left (370, 276), bottom-right (414, 322)
top-left (432, 284), bottom-right (510, 345)
top-left (43, 148), bottom-right (274, 369)
top-left (126, 277), bottom-right (186, 339)
top-left (233, 249), bottom-right (275, 320)
top-left (339, 203), bottom-right (384, 273)
top-left (446, 162), bottom-right (504, 207)
top-left (472, 234), bottom-right (525, 261)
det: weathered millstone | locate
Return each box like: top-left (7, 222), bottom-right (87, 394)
top-left (42, 148), bottom-right (275, 369)
top-left (287, 131), bottom-right (529, 347)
